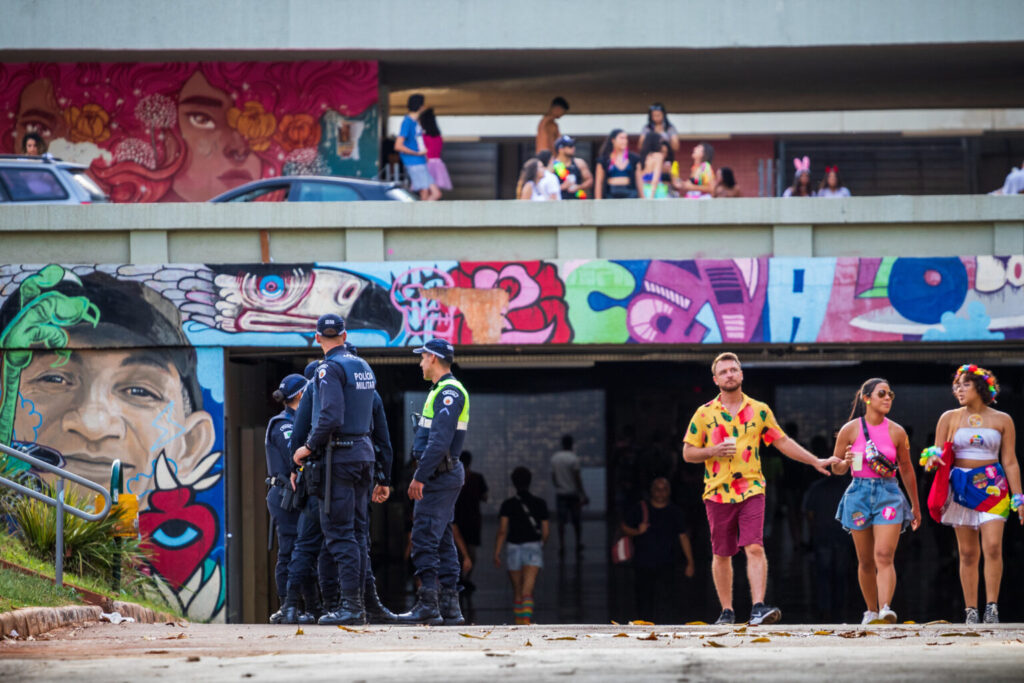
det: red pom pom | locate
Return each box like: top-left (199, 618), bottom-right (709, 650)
top-left (968, 364), bottom-right (978, 372)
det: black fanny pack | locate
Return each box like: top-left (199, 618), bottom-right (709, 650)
top-left (861, 418), bottom-right (898, 478)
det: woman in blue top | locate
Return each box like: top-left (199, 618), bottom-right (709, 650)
top-left (265, 373), bottom-right (306, 623)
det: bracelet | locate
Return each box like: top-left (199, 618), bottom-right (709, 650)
top-left (919, 446), bottom-right (942, 471)
top-left (1011, 494), bottom-right (1024, 512)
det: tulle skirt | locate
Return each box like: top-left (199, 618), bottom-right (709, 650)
top-left (427, 158), bottom-right (452, 190)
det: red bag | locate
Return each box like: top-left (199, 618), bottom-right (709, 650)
top-left (611, 501), bottom-right (648, 564)
top-left (926, 442), bottom-right (954, 524)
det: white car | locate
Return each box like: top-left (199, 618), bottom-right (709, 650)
top-left (0, 154), bottom-right (109, 205)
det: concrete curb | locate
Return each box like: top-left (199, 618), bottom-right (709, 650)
top-left (0, 605), bottom-right (101, 639)
top-left (110, 600), bottom-right (178, 625)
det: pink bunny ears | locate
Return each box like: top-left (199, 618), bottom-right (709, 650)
top-left (793, 156), bottom-right (810, 174)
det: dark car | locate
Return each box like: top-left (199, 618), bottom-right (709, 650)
top-left (0, 154), bottom-right (109, 204)
top-left (208, 176), bottom-right (415, 203)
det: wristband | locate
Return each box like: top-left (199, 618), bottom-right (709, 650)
top-left (919, 446), bottom-right (942, 471)
top-left (1011, 494), bottom-right (1024, 512)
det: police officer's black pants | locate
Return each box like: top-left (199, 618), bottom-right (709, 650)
top-left (410, 485), bottom-right (462, 591)
top-left (267, 492), bottom-right (299, 600)
top-left (286, 495), bottom-right (338, 599)
top-left (322, 461), bottom-right (373, 593)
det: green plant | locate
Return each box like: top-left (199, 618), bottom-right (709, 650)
top-left (0, 567), bottom-right (80, 613)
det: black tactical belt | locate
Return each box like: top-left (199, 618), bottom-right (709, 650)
top-left (266, 475), bottom-right (287, 487)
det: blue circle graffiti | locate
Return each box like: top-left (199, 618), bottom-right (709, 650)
top-left (888, 258), bottom-right (967, 325)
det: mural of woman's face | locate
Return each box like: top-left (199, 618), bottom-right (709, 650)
top-left (15, 78), bottom-right (68, 153)
top-left (13, 349), bottom-right (214, 486)
top-left (173, 71), bottom-right (260, 202)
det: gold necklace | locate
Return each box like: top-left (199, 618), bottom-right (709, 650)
top-left (967, 413), bottom-right (983, 428)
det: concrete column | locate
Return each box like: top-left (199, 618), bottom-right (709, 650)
top-left (772, 224), bottom-right (813, 257)
top-left (345, 228), bottom-right (385, 261)
top-left (556, 226), bottom-right (597, 259)
top-left (994, 222), bottom-right (1024, 255)
top-left (129, 230), bottom-right (168, 263)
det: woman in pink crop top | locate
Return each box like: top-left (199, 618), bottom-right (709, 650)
top-left (831, 378), bottom-right (920, 624)
top-left (419, 108), bottom-right (452, 197)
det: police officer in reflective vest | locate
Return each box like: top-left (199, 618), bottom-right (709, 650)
top-left (265, 373), bottom-right (305, 624)
top-left (398, 338), bottom-right (469, 625)
top-left (292, 315), bottom-right (377, 626)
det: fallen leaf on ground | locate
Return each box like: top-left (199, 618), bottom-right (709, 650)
top-left (926, 642), bottom-right (953, 646)
top-left (924, 620), bottom-right (951, 625)
top-left (767, 632), bottom-right (792, 637)
top-left (637, 632), bottom-right (658, 641)
top-left (337, 626), bottom-right (365, 633)
top-left (186, 656), bottom-right (200, 662)
top-left (903, 621), bottom-right (917, 624)
top-left (939, 632), bottom-right (980, 637)
top-left (525, 640), bottom-right (533, 646)
top-left (751, 637), bottom-right (771, 643)
top-left (629, 620), bottom-right (654, 626)
top-left (686, 621), bottom-right (708, 626)
top-left (144, 650), bottom-right (169, 654)
top-left (610, 620), bottom-right (620, 625)
top-left (733, 627), bottom-right (747, 634)
top-left (613, 633), bottom-right (629, 638)
top-left (549, 636), bottom-right (576, 641)
top-left (164, 633), bottom-right (188, 640)
top-left (460, 632), bottom-right (492, 639)
top-left (704, 641), bottom-right (727, 648)
top-left (294, 628), bottom-right (304, 636)
top-left (887, 635), bottom-right (909, 639)
top-left (813, 630), bottom-right (834, 636)
top-left (485, 653), bottom-right (510, 657)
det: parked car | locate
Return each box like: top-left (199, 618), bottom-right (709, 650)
top-left (0, 154), bottom-right (109, 204)
top-left (209, 176), bottom-right (416, 203)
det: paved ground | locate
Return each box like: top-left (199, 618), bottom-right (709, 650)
top-left (2, 621), bottom-right (1023, 682)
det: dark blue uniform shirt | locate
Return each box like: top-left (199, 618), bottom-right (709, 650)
top-left (412, 373), bottom-right (466, 482)
top-left (265, 407), bottom-right (296, 480)
top-left (370, 391), bottom-right (394, 485)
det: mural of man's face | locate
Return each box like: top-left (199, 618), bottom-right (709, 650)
top-left (173, 70), bottom-right (261, 201)
top-left (13, 348), bottom-right (215, 487)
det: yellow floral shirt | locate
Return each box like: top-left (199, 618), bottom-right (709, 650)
top-left (683, 393), bottom-right (786, 503)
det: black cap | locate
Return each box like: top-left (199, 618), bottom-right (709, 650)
top-left (555, 134), bottom-right (576, 150)
top-left (414, 338), bottom-right (454, 363)
top-left (316, 313), bottom-right (345, 337)
top-left (278, 374), bottom-right (307, 399)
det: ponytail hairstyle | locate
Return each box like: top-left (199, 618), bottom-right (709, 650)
top-left (272, 388), bottom-right (287, 403)
top-left (848, 377), bottom-right (889, 421)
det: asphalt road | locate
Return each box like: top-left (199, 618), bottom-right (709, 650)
top-left (2, 622), bottom-right (1023, 682)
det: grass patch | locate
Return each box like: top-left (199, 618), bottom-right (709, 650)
top-left (0, 566), bottom-right (81, 613)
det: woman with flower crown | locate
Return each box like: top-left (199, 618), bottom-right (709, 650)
top-left (921, 365), bottom-right (1023, 624)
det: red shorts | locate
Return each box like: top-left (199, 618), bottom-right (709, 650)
top-left (704, 493), bottom-right (766, 557)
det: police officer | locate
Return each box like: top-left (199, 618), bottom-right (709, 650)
top-left (279, 361), bottom-right (335, 625)
top-left (293, 315), bottom-right (377, 626)
top-left (365, 383), bottom-right (399, 623)
top-left (398, 338), bottom-right (469, 626)
top-left (265, 374), bottom-right (305, 624)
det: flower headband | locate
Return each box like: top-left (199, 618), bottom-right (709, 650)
top-left (956, 364), bottom-right (999, 401)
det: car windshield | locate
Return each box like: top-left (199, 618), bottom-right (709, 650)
top-left (0, 167), bottom-right (68, 201)
top-left (68, 168), bottom-right (109, 202)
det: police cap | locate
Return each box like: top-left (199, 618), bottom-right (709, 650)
top-left (316, 314), bottom-right (345, 337)
top-left (414, 338), bottom-right (454, 363)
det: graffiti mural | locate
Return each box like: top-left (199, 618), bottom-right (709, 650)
top-left (0, 266), bottom-right (226, 621)
top-left (0, 61), bottom-right (378, 201)
top-left (2, 256), bottom-right (1020, 619)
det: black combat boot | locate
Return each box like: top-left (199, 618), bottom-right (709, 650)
top-left (298, 584), bottom-right (324, 625)
top-left (396, 587), bottom-right (443, 625)
top-left (364, 581), bottom-right (398, 624)
top-left (321, 583), bottom-right (341, 616)
top-left (438, 587), bottom-right (465, 626)
top-left (269, 599), bottom-right (286, 624)
top-left (280, 593), bottom-right (302, 625)
top-left (318, 590), bottom-right (366, 626)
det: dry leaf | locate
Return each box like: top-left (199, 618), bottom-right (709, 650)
top-left (813, 630), bottom-right (833, 636)
top-left (751, 637), bottom-right (770, 643)
top-left (767, 631), bottom-right (792, 637)
top-left (337, 626), bottom-right (365, 634)
top-left (144, 650), bottom-right (169, 654)
top-left (939, 632), bottom-right (980, 637)
top-left (295, 628), bottom-right (304, 636)
top-left (164, 633), bottom-right (188, 640)
top-left (610, 620), bottom-right (620, 626)
top-left (186, 656), bottom-right (200, 663)
top-left (637, 632), bottom-right (658, 641)
top-left (524, 639), bottom-right (533, 646)
top-left (630, 620), bottom-right (654, 626)
top-left (460, 632), bottom-right (492, 639)
top-left (549, 636), bottom-right (576, 641)
top-left (924, 620), bottom-right (951, 625)
top-left (613, 633), bottom-right (629, 638)
top-left (926, 642), bottom-right (953, 646)
top-left (903, 621), bottom-right (917, 624)
top-left (686, 621), bottom-right (708, 626)
top-left (733, 627), bottom-right (747, 634)
top-left (708, 631), bottom-right (731, 637)
top-left (887, 635), bottom-right (909, 640)
top-left (485, 653), bottom-right (510, 657)
top-left (703, 640), bottom-right (727, 648)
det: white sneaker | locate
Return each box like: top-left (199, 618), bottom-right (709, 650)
top-left (879, 605), bottom-right (897, 624)
top-left (861, 610), bottom-right (879, 625)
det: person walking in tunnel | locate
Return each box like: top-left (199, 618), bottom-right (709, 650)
top-left (683, 352), bottom-right (839, 626)
top-left (551, 434), bottom-right (588, 556)
top-left (922, 365), bottom-right (1023, 624)
top-left (265, 373), bottom-right (305, 624)
top-left (398, 338), bottom-right (470, 625)
top-left (831, 378), bottom-right (920, 624)
top-left (494, 466), bottom-right (550, 625)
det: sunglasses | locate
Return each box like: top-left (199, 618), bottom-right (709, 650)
top-left (873, 390), bottom-right (895, 399)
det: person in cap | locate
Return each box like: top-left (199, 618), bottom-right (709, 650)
top-left (265, 373), bottom-right (306, 624)
top-left (553, 135), bottom-right (593, 200)
top-left (292, 314), bottom-right (378, 625)
top-left (397, 338), bottom-right (470, 625)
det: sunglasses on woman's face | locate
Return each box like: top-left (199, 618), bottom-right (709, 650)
top-left (874, 390), bottom-right (895, 399)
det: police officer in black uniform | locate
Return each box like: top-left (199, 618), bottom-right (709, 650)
top-left (293, 315), bottom-right (378, 626)
top-left (398, 338), bottom-right (469, 625)
top-left (265, 373), bottom-right (305, 624)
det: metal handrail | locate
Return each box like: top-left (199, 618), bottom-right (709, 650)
top-left (0, 442), bottom-right (112, 586)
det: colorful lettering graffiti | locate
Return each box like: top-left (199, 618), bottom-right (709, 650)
top-left (0, 61), bottom-right (378, 202)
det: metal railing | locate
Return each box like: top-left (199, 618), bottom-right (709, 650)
top-left (0, 442), bottom-right (112, 587)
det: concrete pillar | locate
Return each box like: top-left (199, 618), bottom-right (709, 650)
top-left (994, 222), bottom-right (1024, 255)
top-left (345, 228), bottom-right (385, 261)
top-left (772, 224), bottom-right (813, 257)
top-left (129, 230), bottom-right (168, 263)
top-left (557, 226), bottom-right (597, 259)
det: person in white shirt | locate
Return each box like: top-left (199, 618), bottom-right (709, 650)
top-left (550, 434), bottom-right (588, 554)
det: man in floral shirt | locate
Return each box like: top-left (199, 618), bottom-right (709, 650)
top-left (683, 352), bottom-right (838, 626)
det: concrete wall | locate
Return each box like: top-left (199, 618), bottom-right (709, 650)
top-left (3, 0), bottom-right (1021, 54)
top-left (1, 197), bottom-right (1021, 263)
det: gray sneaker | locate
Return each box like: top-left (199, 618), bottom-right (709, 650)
top-left (714, 608), bottom-right (735, 625)
top-left (983, 603), bottom-right (999, 624)
top-left (749, 602), bottom-right (782, 626)
top-left (965, 607), bottom-right (979, 625)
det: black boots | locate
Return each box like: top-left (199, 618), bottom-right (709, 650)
top-left (269, 603), bottom-right (285, 624)
top-left (396, 587), bottom-right (443, 625)
top-left (364, 582), bottom-right (398, 624)
top-left (279, 594), bottom-right (302, 624)
top-left (298, 584), bottom-right (324, 625)
top-left (318, 590), bottom-right (366, 626)
top-left (439, 587), bottom-right (465, 626)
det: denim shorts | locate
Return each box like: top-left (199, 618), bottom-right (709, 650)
top-left (835, 477), bottom-right (912, 532)
top-left (506, 541), bottom-right (544, 570)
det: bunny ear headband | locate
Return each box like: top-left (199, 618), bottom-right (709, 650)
top-left (793, 156), bottom-right (811, 174)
